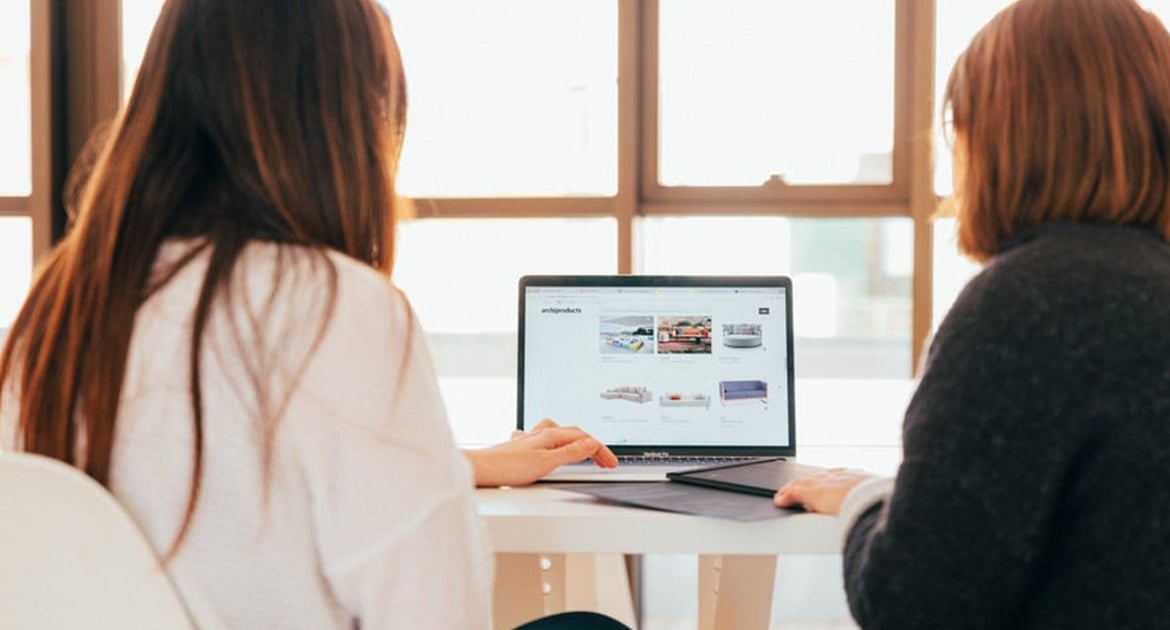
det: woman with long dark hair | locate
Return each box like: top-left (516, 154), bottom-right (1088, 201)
top-left (0, 1), bottom-right (614, 626)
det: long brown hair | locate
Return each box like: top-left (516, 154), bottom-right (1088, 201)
top-left (0, 0), bottom-right (407, 554)
top-left (945, 0), bottom-right (1170, 261)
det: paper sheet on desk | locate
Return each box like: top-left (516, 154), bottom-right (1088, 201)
top-left (556, 482), bottom-right (803, 521)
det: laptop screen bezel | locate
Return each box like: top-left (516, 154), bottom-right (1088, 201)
top-left (516, 274), bottom-right (796, 457)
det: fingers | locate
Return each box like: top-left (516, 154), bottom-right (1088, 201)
top-left (589, 441), bottom-right (619, 468)
top-left (534, 426), bottom-right (619, 469)
top-left (550, 437), bottom-right (618, 469)
top-left (522, 421), bottom-right (618, 469)
top-left (529, 425), bottom-right (592, 447)
top-left (773, 476), bottom-right (816, 509)
top-left (773, 469), bottom-right (873, 515)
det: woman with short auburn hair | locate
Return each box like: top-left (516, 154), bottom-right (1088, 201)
top-left (948, 0), bottom-right (1170, 260)
top-left (0, 0), bottom-right (616, 627)
top-left (776, 0), bottom-right (1170, 627)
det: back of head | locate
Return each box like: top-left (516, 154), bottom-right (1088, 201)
top-left (945, 0), bottom-right (1170, 261)
top-left (0, 0), bottom-right (407, 554)
top-left (119, 0), bottom-right (405, 263)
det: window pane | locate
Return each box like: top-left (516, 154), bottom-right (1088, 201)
top-left (658, 1), bottom-right (895, 187)
top-left (393, 218), bottom-right (617, 444)
top-left (639, 217), bottom-right (912, 378)
top-left (121, 0), bottom-right (167, 103)
top-left (0, 216), bottom-right (32, 329)
top-left (0, 2), bottom-right (30, 195)
top-left (382, 0), bottom-right (618, 197)
top-left (1145, 2), bottom-right (1170, 22)
top-left (933, 1), bottom-right (1014, 195)
top-left (123, 2), bottom-right (619, 196)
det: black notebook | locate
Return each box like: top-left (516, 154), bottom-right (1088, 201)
top-left (667, 457), bottom-right (826, 497)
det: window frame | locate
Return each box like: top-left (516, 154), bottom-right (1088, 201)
top-left (640, 0), bottom-right (913, 206)
top-left (404, 0), bottom-right (937, 370)
top-left (96, 0), bottom-right (940, 373)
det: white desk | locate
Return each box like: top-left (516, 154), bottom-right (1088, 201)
top-left (478, 485), bottom-right (841, 629)
top-left (468, 379), bottom-right (914, 628)
top-left (478, 485), bottom-right (840, 556)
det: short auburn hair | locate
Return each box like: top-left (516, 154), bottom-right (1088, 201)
top-left (945, 0), bottom-right (1170, 261)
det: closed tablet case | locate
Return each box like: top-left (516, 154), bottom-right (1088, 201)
top-left (666, 457), bottom-right (825, 497)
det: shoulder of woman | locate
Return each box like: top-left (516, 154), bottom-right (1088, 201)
top-left (234, 242), bottom-right (413, 330)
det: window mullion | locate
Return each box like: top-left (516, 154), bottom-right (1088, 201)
top-left (908, 0), bottom-right (937, 374)
top-left (29, 0), bottom-right (51, 258)
top-left (617, 0), bottom-right (642, 274)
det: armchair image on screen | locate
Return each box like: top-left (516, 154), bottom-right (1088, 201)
top-left (719, 380), bottom-right (767, 404)
top-left (722, 323), bottom-right (763, 348)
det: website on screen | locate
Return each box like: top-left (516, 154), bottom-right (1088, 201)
top-left (522, 285), bottom-right (791, 447)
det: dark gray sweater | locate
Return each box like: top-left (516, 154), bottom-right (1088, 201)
top-left (845, 222), bottom-right (1170, 629)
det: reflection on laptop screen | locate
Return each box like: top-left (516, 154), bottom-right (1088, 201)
top-left (518, 276), bottom-right (794, 456)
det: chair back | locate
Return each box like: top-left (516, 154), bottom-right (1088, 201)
top-left (0, 451), bottom-right (195, 629)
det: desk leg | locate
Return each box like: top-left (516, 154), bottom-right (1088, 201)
top-left (578, 554), bottom-right (637, 627)
top-left (494, 553), bottom-right (546, 629)
top-left (698, 555), bottom-right (777, 630)
top-left (495, 553), bottom-right (638, 629)
top-left (548, 554), bottom-right (638, 628)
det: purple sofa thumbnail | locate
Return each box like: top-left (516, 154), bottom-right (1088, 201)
top-left (719, 379), bottom-right (767, 402)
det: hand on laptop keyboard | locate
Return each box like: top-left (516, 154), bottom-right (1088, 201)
top-left (463, 418), bottom-right (619, 487)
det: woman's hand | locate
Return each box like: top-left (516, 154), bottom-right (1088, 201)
top-left (773, 468), bottom-right (874, 515)
top-left (464, 419), bottom-right (619, 488)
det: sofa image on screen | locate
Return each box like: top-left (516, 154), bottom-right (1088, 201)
top-left (659, 393), bottom-right (711, 409)
top-left (600, 386), bottom-right (652, 403)
top-left (719, 380), bottom-right (767, 404)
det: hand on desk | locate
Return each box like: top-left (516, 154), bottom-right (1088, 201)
top-left (773, 468), bottom-right (874, 515)
top-left (463, 419), bottom-right (619, 488)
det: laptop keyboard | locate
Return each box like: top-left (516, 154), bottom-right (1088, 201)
top-left (616, 455), bottom-right (761, 466)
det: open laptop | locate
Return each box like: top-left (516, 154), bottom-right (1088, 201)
top-left (518, 275), bottom-right (798, 481)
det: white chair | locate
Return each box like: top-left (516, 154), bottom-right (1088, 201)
top-left (0, 451), bottom-right (195, 629)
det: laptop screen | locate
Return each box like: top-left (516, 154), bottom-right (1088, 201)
top-left (518, 276), bottom-right (795, 456)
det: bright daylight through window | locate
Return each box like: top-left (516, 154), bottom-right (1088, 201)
top-left (658, 0), bottom-right (895, 187)
top-left (0, 0), bottom-right (31, 330)
top-left (97, 0), bottom-right (1170, 448)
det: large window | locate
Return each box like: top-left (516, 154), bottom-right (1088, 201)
top-left (114, 0), bottom-right (924, 443)
top-left (118, 1), bottom-right (1170, 442)
top-left (0, 1), bottom-right (33, 330)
